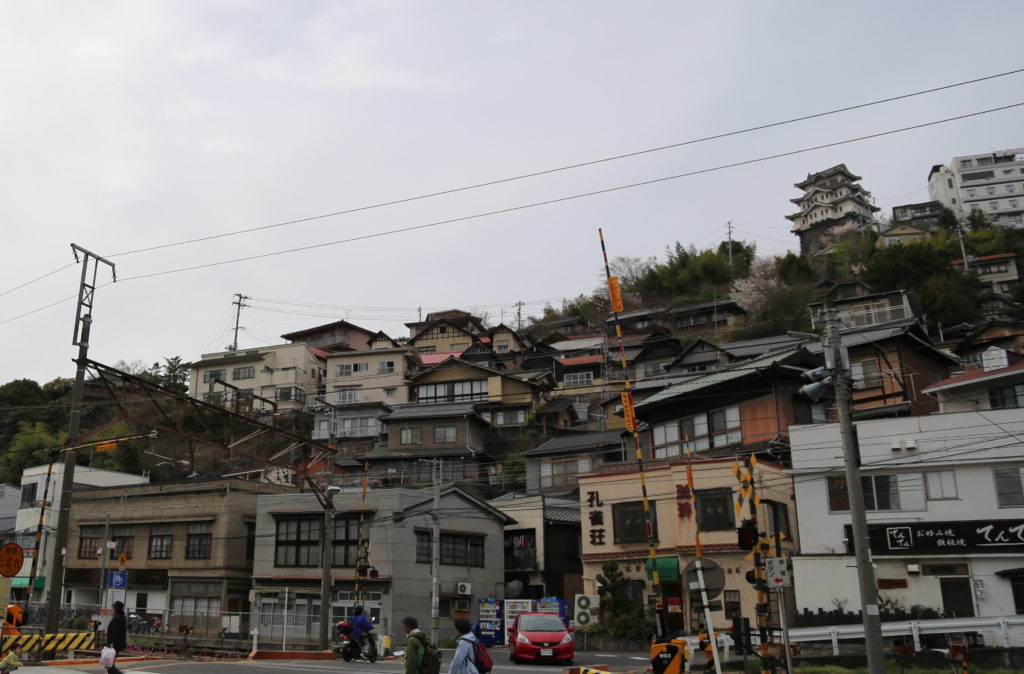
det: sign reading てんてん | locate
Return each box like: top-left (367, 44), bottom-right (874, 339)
top-left (854, 519), bottom-right (1024, 555)
top-left (0, 543), bottom-right (24, 578)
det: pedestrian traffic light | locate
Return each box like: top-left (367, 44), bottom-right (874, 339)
top-left (736, 519), bottom-right (758, 550)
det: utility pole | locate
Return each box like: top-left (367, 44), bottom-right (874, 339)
top-left (47, 244), bottom-right (115, 633)
top-left (956, 224), bottom-right (971, 271)
top-left (726, 220), bottom-right (734, 269)
top-left (430, 459), bottom-right (441, 645)
top-left (824, 308), bottom-right (885, 674)
top-left (319, 492), bottom-right (334, 651)
top-left (98, 513), bottom-right (110, 607)
top-left (230, 293), bottom-right (249, 351)
top-left (515, 300), bottom-right (523, 332)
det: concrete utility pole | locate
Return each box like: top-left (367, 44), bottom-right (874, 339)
top-left (230, 293), bottom-right (249, 351)
top-left (824, 308), bottom-right (885, 674)
top-left (956, 224), bottom-right (971, 271)
top-left (98, 513), bottom-right (110, 607)
top-left (430, 459), bottom-right (441, 645)
top-left (319, 493), bottom-right (334, 650)
top-left (46, 244), bottom-right (115, 633)
top-left (726, 220), bottom-right (734, 269)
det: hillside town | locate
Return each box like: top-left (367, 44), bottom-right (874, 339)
top-left (3, 148), bottom-right (1024, 664)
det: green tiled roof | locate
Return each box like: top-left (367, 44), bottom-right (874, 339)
top-left (636, 347), bottom-right (803, 409)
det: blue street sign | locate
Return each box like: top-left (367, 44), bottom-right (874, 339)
top-left (109, 571), bottom-right (127, 589)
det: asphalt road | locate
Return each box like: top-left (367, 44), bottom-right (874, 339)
top-left (66, 652), bottom-right (656, 674)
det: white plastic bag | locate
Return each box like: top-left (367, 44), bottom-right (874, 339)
top-left (100, 646), bottom-right (116, 668)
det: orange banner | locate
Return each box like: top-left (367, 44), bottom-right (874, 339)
top-left (96, 441), bottom-right (117, 452)
top-left (608, 276), bottom-right (624, 313)
top-left (621, 392), bottom-right (636, 431)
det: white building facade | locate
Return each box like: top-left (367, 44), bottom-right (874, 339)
top-left (790, 410), bottom-right (1024, 644)
top-left (928, 148), bottom-right (1024, 227)
top-left (15, 465), bottom-right (149, 602)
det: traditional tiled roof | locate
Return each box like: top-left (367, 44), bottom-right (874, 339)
top-left (637, 347), bottom-right (804, 408)
top-left (384, 402), bottom-right (481, 421)
top-left (522, 430), bottom-right (626, 457)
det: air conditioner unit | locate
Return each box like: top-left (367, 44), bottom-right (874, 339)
top-left (573, 594), bottom-right (599, 627)
top-left (457, 582), bottom-right (472, 596)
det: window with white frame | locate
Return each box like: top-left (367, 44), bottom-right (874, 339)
top-left (991, 202), bottom-right (1000, 211)
top-left (336, 363), bottom-right (368, 377)
top-left (400, 427), bottom-right (422, 445)
top-left (652, 422), bottom-right (681, 458)
top-left (495, 343), bottom-right (510, 353)
top-left (827, 474), bottom-right (916, 511)
top-left (336, 387), bottom-right (360, 404)
top-left (493, 409), bottom-right (526, 426)
top-left (564, 372), bottom-right (594, 387)
top-left (994, 466), bottom-right (1024, 506)
top-left (277, 386), bottom-right (306, 403)
top-left (987, 186), bottom-right (997, 195)
top-left (925, 471), bottom-right (957, 500)
top-left (378, 361), bottom-right (396, 374)
top-left (540, 456), bottom-right (592, 488)
top-left (232, 366), bottom-right (255, 380)
top-left (339, 417), bottom-right (380, 437)
top-left (709, 406), bottom-right (741, 447)
top-left (433, 425), bottom-right (456, 443)
top-left (850, 359), bottom-right (883, 389)
top-left (383, 387), bottom-right (397, 400)
top-left (417, 346), bottom-right (436, 354)
top-left (418, 380), bottom-right (488, 404)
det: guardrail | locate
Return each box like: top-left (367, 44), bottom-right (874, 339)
top-left (786, 615), bottom-right (1024, 654)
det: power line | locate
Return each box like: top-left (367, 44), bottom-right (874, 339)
top-left (99, 67), bottom-right (1024, 260)
top-left (4, 102), bottom-right (1023, 330)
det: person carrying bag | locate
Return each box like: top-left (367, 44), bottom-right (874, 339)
top-left (105, 601), bottom-right (127, 674)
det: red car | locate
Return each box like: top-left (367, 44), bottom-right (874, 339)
top-left (508, 612), bottom-right (574, 665)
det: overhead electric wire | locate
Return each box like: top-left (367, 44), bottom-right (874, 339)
top-left (4, 101), bottom-right (1023, 329)
top-left (99, 67), bottom-right (1024, 259)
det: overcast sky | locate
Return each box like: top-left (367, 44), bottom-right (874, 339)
top-left (2, 1), bottom-right (1023, 385)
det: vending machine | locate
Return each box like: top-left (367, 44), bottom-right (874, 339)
top-left (534, 597), bottom-right (569, 623)
top-left (502, 599), bottom-right (536, 636)
top-left (476, 598), bottom-right (504, 646)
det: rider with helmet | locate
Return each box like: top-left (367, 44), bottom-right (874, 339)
top-left (344, 606), bottom-right (376, 658)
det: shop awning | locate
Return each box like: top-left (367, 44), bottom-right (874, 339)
top-left (11, 577), bottom-right (45, 589)
top-left (646, 557), bottom-right (680, 582)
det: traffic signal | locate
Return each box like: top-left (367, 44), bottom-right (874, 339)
top-left (737, 519), bottom-right (758, 551)
top-left (731, 616), bottom-right (751, 655)
top-left (799, 366), bottom-right (832, 401)
top-left (744, 570), bottom-right (767, 592)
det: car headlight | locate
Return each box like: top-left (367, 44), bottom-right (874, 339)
top-left (560, 633), bottom-right (572, 645)
top-left (517, 633), bottom-right (529, 644)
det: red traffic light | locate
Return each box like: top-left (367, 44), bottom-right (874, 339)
top-left (737, 519), bottom-right (758, 551)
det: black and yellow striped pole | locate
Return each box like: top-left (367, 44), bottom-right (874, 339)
top-left (598, 228), bottom-right (667, 639)
top-left (353, 451), bottom-right (373, 604)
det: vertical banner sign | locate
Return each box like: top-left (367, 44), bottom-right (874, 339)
top-left (608, 276), bottom-right (624, 313)
top-left (621, 392), bottom-right (637, 431)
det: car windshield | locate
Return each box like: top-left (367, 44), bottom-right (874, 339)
top-left (520, 615), bottom-right (566, 632)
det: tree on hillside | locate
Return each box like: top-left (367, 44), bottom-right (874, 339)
top-left (149, 356), bottom-right (190, 393)
top-left (0, 379), bottom-right (52, 455)
top-left (860, 243), bottom-right (983, 325)
top-left (631, 240), bottom-right (756, 304)
top-left (967, 209), bottom-right (990, 231)
top-left (731, 256), bottom-right (817, 338)
top-left (0, 422), bottom-right (67, 485)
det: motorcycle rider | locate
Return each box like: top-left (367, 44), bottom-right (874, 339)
top-left (349, 606), bottom-right (376, 659)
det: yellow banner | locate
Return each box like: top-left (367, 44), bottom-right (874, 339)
top-left (96, 441), bottom-right (117, 452)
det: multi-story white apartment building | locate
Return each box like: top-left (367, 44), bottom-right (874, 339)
top-left (14, 464), bottom-right (148, 603)
top-left (928, 148), bottom-right (1024, 227)
top-left (790, 404), bottom-right (1024, 643)
top-left (189, 342), bottom-right (327, 414)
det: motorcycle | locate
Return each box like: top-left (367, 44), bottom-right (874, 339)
top-left (336, 620), bottom-right (378, 662)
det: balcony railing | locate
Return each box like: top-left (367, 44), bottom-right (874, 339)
top-left (505, 547), bottom-right (538, 571)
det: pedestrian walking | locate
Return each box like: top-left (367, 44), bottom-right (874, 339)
top-left (448, 618), bottom-right (479, 674)
top-left (106, 601), bottom-right (127, 674)
top-left (403, 616), bottom-right (426, 674)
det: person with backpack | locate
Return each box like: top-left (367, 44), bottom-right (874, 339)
top-left (403, 616), bottom-right (442, 674)
top-left (448, 618), bottom-right (482, 674)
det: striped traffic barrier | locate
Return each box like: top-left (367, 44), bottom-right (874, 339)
top-left (2, 632), bottom-right (96, 652)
